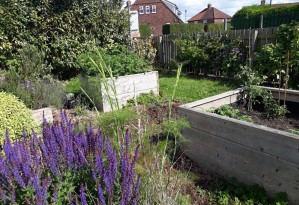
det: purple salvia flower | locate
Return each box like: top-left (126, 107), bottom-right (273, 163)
top-left (96, 130), bottom-right (104, 153)
top-left (0, 157), bottom-right (10, 181)
top-left (91, 168), bottom-right (97, 180)
top-left (97, 183), bottom-right (106, 205)
top-left (131, 176), bottom-right (141, 205)
top-left (103, 170), bottom-right (113, 196)
top-left (80, 184), bottom-right (88, 205)
top-left (10, 186), bottom-right (15, 203)
top-left (32, 174), bottom-right (42, 201)
top-left (41, 177), bottom-right (52, 204)
top-left (53, 184), bottom-right (59, 203)
top-left (19, 142), bottom-right (32, 181)
top-left (95, 152), bottom-right (104, 176)
top-left (125, 130), bottom-right (130, 153)
top-left (0, 186), bottom-right (6, 203)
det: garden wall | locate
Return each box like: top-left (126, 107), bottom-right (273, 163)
top-left (178, 88), bottom-right (299, 204)
top-left (101, 71), bottom-right (159, 112)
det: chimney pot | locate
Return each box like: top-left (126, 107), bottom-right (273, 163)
top-left (208, 4), bottom-right (211, 8)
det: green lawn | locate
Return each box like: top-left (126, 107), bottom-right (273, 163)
top-left (159, 75), bottom-right (236, 103)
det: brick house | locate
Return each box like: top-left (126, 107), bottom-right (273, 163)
top-left (188, 4), bottom-right (231, 24)
top-left (130, 0), bottom-right (183, 35)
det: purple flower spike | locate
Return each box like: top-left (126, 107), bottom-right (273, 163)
top-left (131, 176), bottom-right (141, 205)
top-left (97, 183), bottom-right (106, 205)
top-left (80, 184), bottom-right (88, 205)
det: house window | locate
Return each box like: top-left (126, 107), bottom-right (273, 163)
top-left (146, 6), bottom-right (150, 14)
top-left (139, 6), bottom-right (144, 14)
top-left (152, 5), bottom-right (156, 13)
top-left (203, 19), bottom-right (207, 24)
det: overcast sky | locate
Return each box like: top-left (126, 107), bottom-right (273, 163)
top-left (128, 0), bottom-right (299, 22)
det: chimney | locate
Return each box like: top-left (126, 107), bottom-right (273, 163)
top-left (261, 0), bottom-right (265, 6)
top-left (208, 4), bottom-right (211, 8)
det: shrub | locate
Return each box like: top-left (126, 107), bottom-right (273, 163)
top-left (162, 23), bottom-right (204, 35)
top-left (139, 24), bottom-right (152, 37)
top-left (0, 0), bottom-right (129, 79)
top-left (232, 4), bottom-right (299, 29)
top-left (0, 112), bottom-right (141, 204)
top-left (0, 92), bottom-right (38, 143)
top-left (0, 76), bottom-right (66, 109)
top-left (78, 45), bottom-right (152, 77)
top-left (132, 38), bottom-right (157, 63)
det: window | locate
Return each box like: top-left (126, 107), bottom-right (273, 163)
top-left (203, 19), bottom-right (207, 24)
top-left (152, 5), bottom-right (156, 13)
top-left (146, 5), bottom-right (150, 14)
top-left (139, 6), bottom-right (144, 14)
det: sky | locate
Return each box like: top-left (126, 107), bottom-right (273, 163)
top-left (128, 0), bottom-right (299, 22)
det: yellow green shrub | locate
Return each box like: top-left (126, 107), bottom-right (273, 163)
top-left (0, 92), bottom-right (38, 143)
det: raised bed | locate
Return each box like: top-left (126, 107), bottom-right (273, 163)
top-left (101, 71), bottom-right (159, 112)
top-left (178, 86), bottom-right (299, 205)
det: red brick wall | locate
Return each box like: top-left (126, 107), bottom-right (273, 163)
top-left (131, 2), bottom-right (181, 35)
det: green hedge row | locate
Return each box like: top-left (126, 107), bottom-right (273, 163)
top-left (162, 24), bottom-right (204, 35)
top-left (162, 23), bottom-right (229, 35)
top-left (139, 24), bottom-right (152, 37)
top-left (232, 4), bottom-right (299, 29)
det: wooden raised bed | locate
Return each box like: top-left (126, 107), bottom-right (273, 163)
top-left (178, 86), bottom-right (299, 205)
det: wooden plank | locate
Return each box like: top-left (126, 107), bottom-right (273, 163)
top-left (183, 130), bottom-right (299, 204)
top-left (182, 140), bottom-right (299, 205)
top-left (182, 128), bottom-right (299, 183)
top-left (178, 107), bottom-right (299, 164)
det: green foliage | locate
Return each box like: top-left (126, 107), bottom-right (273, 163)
top-left (0, 92), bottom-right (38, 142)
top-left (232, 4), bottom-right (299, 29)
top-left (78, 45), bottom-right (152, 77)
top-left (206, 178), bottom-right (288, 205)
top-left (98, 108), bottom-right (139, 136)
top-left (211, 105), bottom-right (253, 122)
top-left (0, 76), bottom-right (66, 109)
top-left (208, 22), bottom-right (231, 31)
top-left (175, 35), bottom-right (247, 76)
top-left (289, 129), bottom-right (299, 135)
top-left (132, 38), bottom-right (157, 63)
top-left (127, 91), bottom-right (162, 107)
top-left (79, 75), bottom-right (102, 110)
top-left (139, 24), bottom-right (152, 37)
top-left (162, 23), bottom-right (204, 35)
top-left (6, 43), bottom-right (52, 80)
top-left (0, 0), bottom-right (129, 79)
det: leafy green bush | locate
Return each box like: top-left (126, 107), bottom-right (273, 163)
top-left (78, 45), bottom-right (152, 77)
top-left (162, 23), bottom-right (204, 35)
top-left (232, 4), bottom-right (299, 29)
top-left (0, 0), bottom-right (129, 79)
top-left (0, 76), bottom-right (66, 109)
top-left (139, 24), bottom-right (152, 37)
top-left (175, 35), bottom-right (247, 76)
top-left (0, 92), bottom-right (38, 143)
top-left (211, 105), bottom-right (253, 122)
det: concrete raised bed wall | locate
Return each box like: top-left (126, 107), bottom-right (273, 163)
top-left (101, 71), bottom-right (159, 112)
top-left (178, 87), bottom-right (299, 204)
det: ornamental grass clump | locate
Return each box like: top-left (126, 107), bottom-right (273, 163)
top-left (0, 111), bottom-right (140, 204)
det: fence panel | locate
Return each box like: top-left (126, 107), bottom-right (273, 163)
top-left (139, 28), bottom-right (279, 65)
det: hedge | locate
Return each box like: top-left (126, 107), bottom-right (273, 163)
top-left (162, 23), bottom-right (229, 35)
top-left (162, 24), bottom-right (204, 35)
top-left (232, 4), bottom-right (299, 29)
top-left (0, 0), bottom-right (129, 79)
top-left (139, 24), bottom-right (152, 37)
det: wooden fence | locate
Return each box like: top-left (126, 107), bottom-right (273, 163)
top-left (146, 27), bottom-right (278, 65)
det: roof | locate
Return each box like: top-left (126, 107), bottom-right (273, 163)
top-left (188, 4), bottom-right (231, 22)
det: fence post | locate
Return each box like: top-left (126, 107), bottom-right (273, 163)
top-left (260, 15), bottom-right (264, 28)
top-left (224, 19), bottom-right (228, 31)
